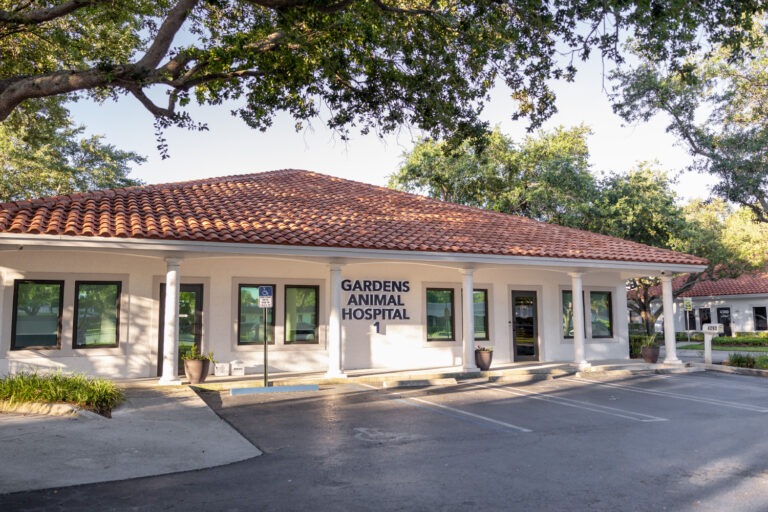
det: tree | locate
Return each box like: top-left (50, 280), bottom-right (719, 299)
top-left (389, 125), bottom-right (598, 228)
top-left (1, 1), bottom-right (764, 150)
top-left (610, 18), bottom-right (768, 221)
top-left (0, 98), bottom-right (144, 202)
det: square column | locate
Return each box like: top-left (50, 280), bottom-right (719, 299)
top-left (159, 258), bottom-right (182, 385)
top-left (326, 264), bottom-right (346, 378)
top-left (461, 269), bottom-right (478, 372)
top-left (661, 274), bottom-right (682, 365)
top-left (569, 272), bottom-right (590, 370)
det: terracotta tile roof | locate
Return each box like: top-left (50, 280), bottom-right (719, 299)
top-left (676, 271), bottom-right (768, 297)
top-left (0, 169), bottom-right (707, 265)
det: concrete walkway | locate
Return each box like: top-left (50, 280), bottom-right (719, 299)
top-left (0, 385), bottom-right (261, 495)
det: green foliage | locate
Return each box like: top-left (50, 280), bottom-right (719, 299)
top-left (0, 371), bottom-right (124, 417)
top-left (0, 98), bottom-right (144, 202)
top-left (712, 336), bottom-right (768, 347)
top-left (735, 332), bottom-right (768, 338)
top-left (390, 125), bottom-right (598, 228)
top-left (724, 353), bottom-right (765, 368)
top-left (727, 353), bottom-right (755, 367)
top-left (611, 16), bottom-right (768, 222)
top-left (676, 332), bottom-right (704, 342)
top-left (181, 344), bottom-right (215, 362)
top-left (628, 335), bottom-right (645, 358)
top-left (1, 1), bottom-right (764, 150)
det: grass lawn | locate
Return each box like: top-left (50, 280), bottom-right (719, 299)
top-left (678, 344), bottom-right (768, 353)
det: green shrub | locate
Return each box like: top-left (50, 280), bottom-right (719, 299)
top-left (676, 331), bottom-right (704, 342)
top-left (0, 372), bottom-right (124, 417)
top-left (755, 356), bottom-right (768, 369)
top-left (712, 336), bottom-right (768, 346)
top-left (629, 335), bottom-right (645, 358)
top-left (735, 331), bottom-right (768, 338)
top-left (726, 353), bottom-right (756, 368)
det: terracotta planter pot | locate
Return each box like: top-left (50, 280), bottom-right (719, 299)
top-left (184, 359), bottom-right (211, 384)
top-left (640, 346), bottom-right (660, 364)
top-left (475, 350), bottom-right (493, 371)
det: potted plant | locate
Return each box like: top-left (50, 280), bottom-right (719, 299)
top-left (182, 345), bottom-right (215, 384)
top-left (640, 334), bottom-right (660, 363)
top-left (475, 345), bottom-right (493, 371)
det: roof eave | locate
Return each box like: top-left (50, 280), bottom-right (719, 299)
top-left (0, 233), bottom-right (708, 275)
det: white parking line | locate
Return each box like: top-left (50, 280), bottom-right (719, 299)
top-left (567, 377), bottom-right (768, 413)
top-left (474, 383), bottom-right (668, 422)
top-left (356, 383), bottom-right (532, 433)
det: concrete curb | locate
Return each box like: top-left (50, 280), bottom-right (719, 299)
top-left (689, 362), bottom-right (768, 377)
top-left (0, 400), bottom-right (85, 417)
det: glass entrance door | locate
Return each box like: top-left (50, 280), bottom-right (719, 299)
top-left (512, 290), bottom-right (538, 361)
top-left (717, 307), bottom-right (732, 337)
top-left (158, 284), bottom-right (203, 376)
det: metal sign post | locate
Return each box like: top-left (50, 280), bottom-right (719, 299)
top-left (258, 286), bottom-right (273, 387)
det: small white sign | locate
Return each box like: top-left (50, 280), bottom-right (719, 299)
top-left (702, 323), bottom-right (724, 333)
top-left (683, 298), bottom-right (693, 312)
top-left (259, 297), bottom-right (273, 308)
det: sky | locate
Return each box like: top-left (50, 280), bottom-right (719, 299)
top-left (69, 54), bottom-right (714, 202)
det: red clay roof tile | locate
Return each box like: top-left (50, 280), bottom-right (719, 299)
top-left (0, 169), bottom-right (707, 265)
top-left (676, 271), bottom-right (768, 297)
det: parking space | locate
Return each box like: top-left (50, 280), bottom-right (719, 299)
top-left (4, 372), bottom-right (768, 511)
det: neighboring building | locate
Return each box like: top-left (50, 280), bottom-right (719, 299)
top-left (669, 271), bottom-right (768, 336)
top-left (0, 170), bottom-right (706, 382)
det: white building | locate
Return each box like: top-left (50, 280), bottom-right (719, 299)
top-left (669, 271), bottom-right (768, 336)
top-left (0, 170), bottom-right (706, 382)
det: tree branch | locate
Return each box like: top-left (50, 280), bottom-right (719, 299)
top-left (0, 0), bottom-right (100, 25)
top-left (136, 0), bottom-right (200, 71)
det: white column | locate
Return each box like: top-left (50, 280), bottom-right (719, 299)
top-left (159, 258), bottom-right (182, 384)
top-left (661, 274), bottom-right (682, 365)
top-left (569, 272), bottom-right (590, 370)
top-left (326, 264), bottom-right (346, 378)
top-left (461, 269), bottom-right (478, 372)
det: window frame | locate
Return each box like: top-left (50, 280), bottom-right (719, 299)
top-left (561, 288), bottom-right (616, 341)
top-left (589, 290), bottom-right (614, 339)
top-left (73, 280), bottom-right (122, 349)
top-left (284, 284), bottom-right (320, 345)
top-left (699, 307), bottom-right (712, 327)
top-left (11, 279), bottom-right (65, 351)
top-left (426, 287), bottom-right (456, 342)
top-left (237, 284), bottom-right (277, 345)
top-left (473, 288), bottom-right (489, 341)
top-left (754, 306), bottom-right (768, 332)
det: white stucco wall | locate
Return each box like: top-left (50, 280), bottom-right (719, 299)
top-left (672, 295), bottom-right (768, 335)
top-left (0, 249), bottom-right (631, 378)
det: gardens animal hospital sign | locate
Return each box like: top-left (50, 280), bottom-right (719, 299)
top-left (341, 280), bottom-right (411, 321)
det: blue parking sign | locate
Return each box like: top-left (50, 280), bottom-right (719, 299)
top-left (258, 286), bottom-right (273, 298)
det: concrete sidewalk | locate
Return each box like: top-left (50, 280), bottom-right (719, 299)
top-left (0, 386), bottom-right (261, 495)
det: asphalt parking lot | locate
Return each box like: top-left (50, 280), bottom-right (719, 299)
top-left (3, 371), bottom-right (768, 511)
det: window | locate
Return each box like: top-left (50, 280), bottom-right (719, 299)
top-left (685, 310), bottom-right (697, 331)
top-left (562, 289), bottom-right (614, 339)
top-left (12, 280), bottom-right (64, 350)
top-left (285, 285), bottom-right (319, 344)
top-left (699, 308), bottom-right (712, 326)
top-left (473, 289), bottom-right (489, 341)
top-left (754, 306), bottom-right (768, 331)
top-left (562, 290), bottom-right (575, 338)
top-left (589, 291), bottom-right (613, 338)
top-left (426, 288), bottom-right (455, 341)
top-left (238, 284), bottom-right (276, 344)
top-left (74, 281), bottom-right (121, 348)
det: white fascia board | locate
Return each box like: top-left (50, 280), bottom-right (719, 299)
top-left (0, 233), bottom-right (707, 275)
